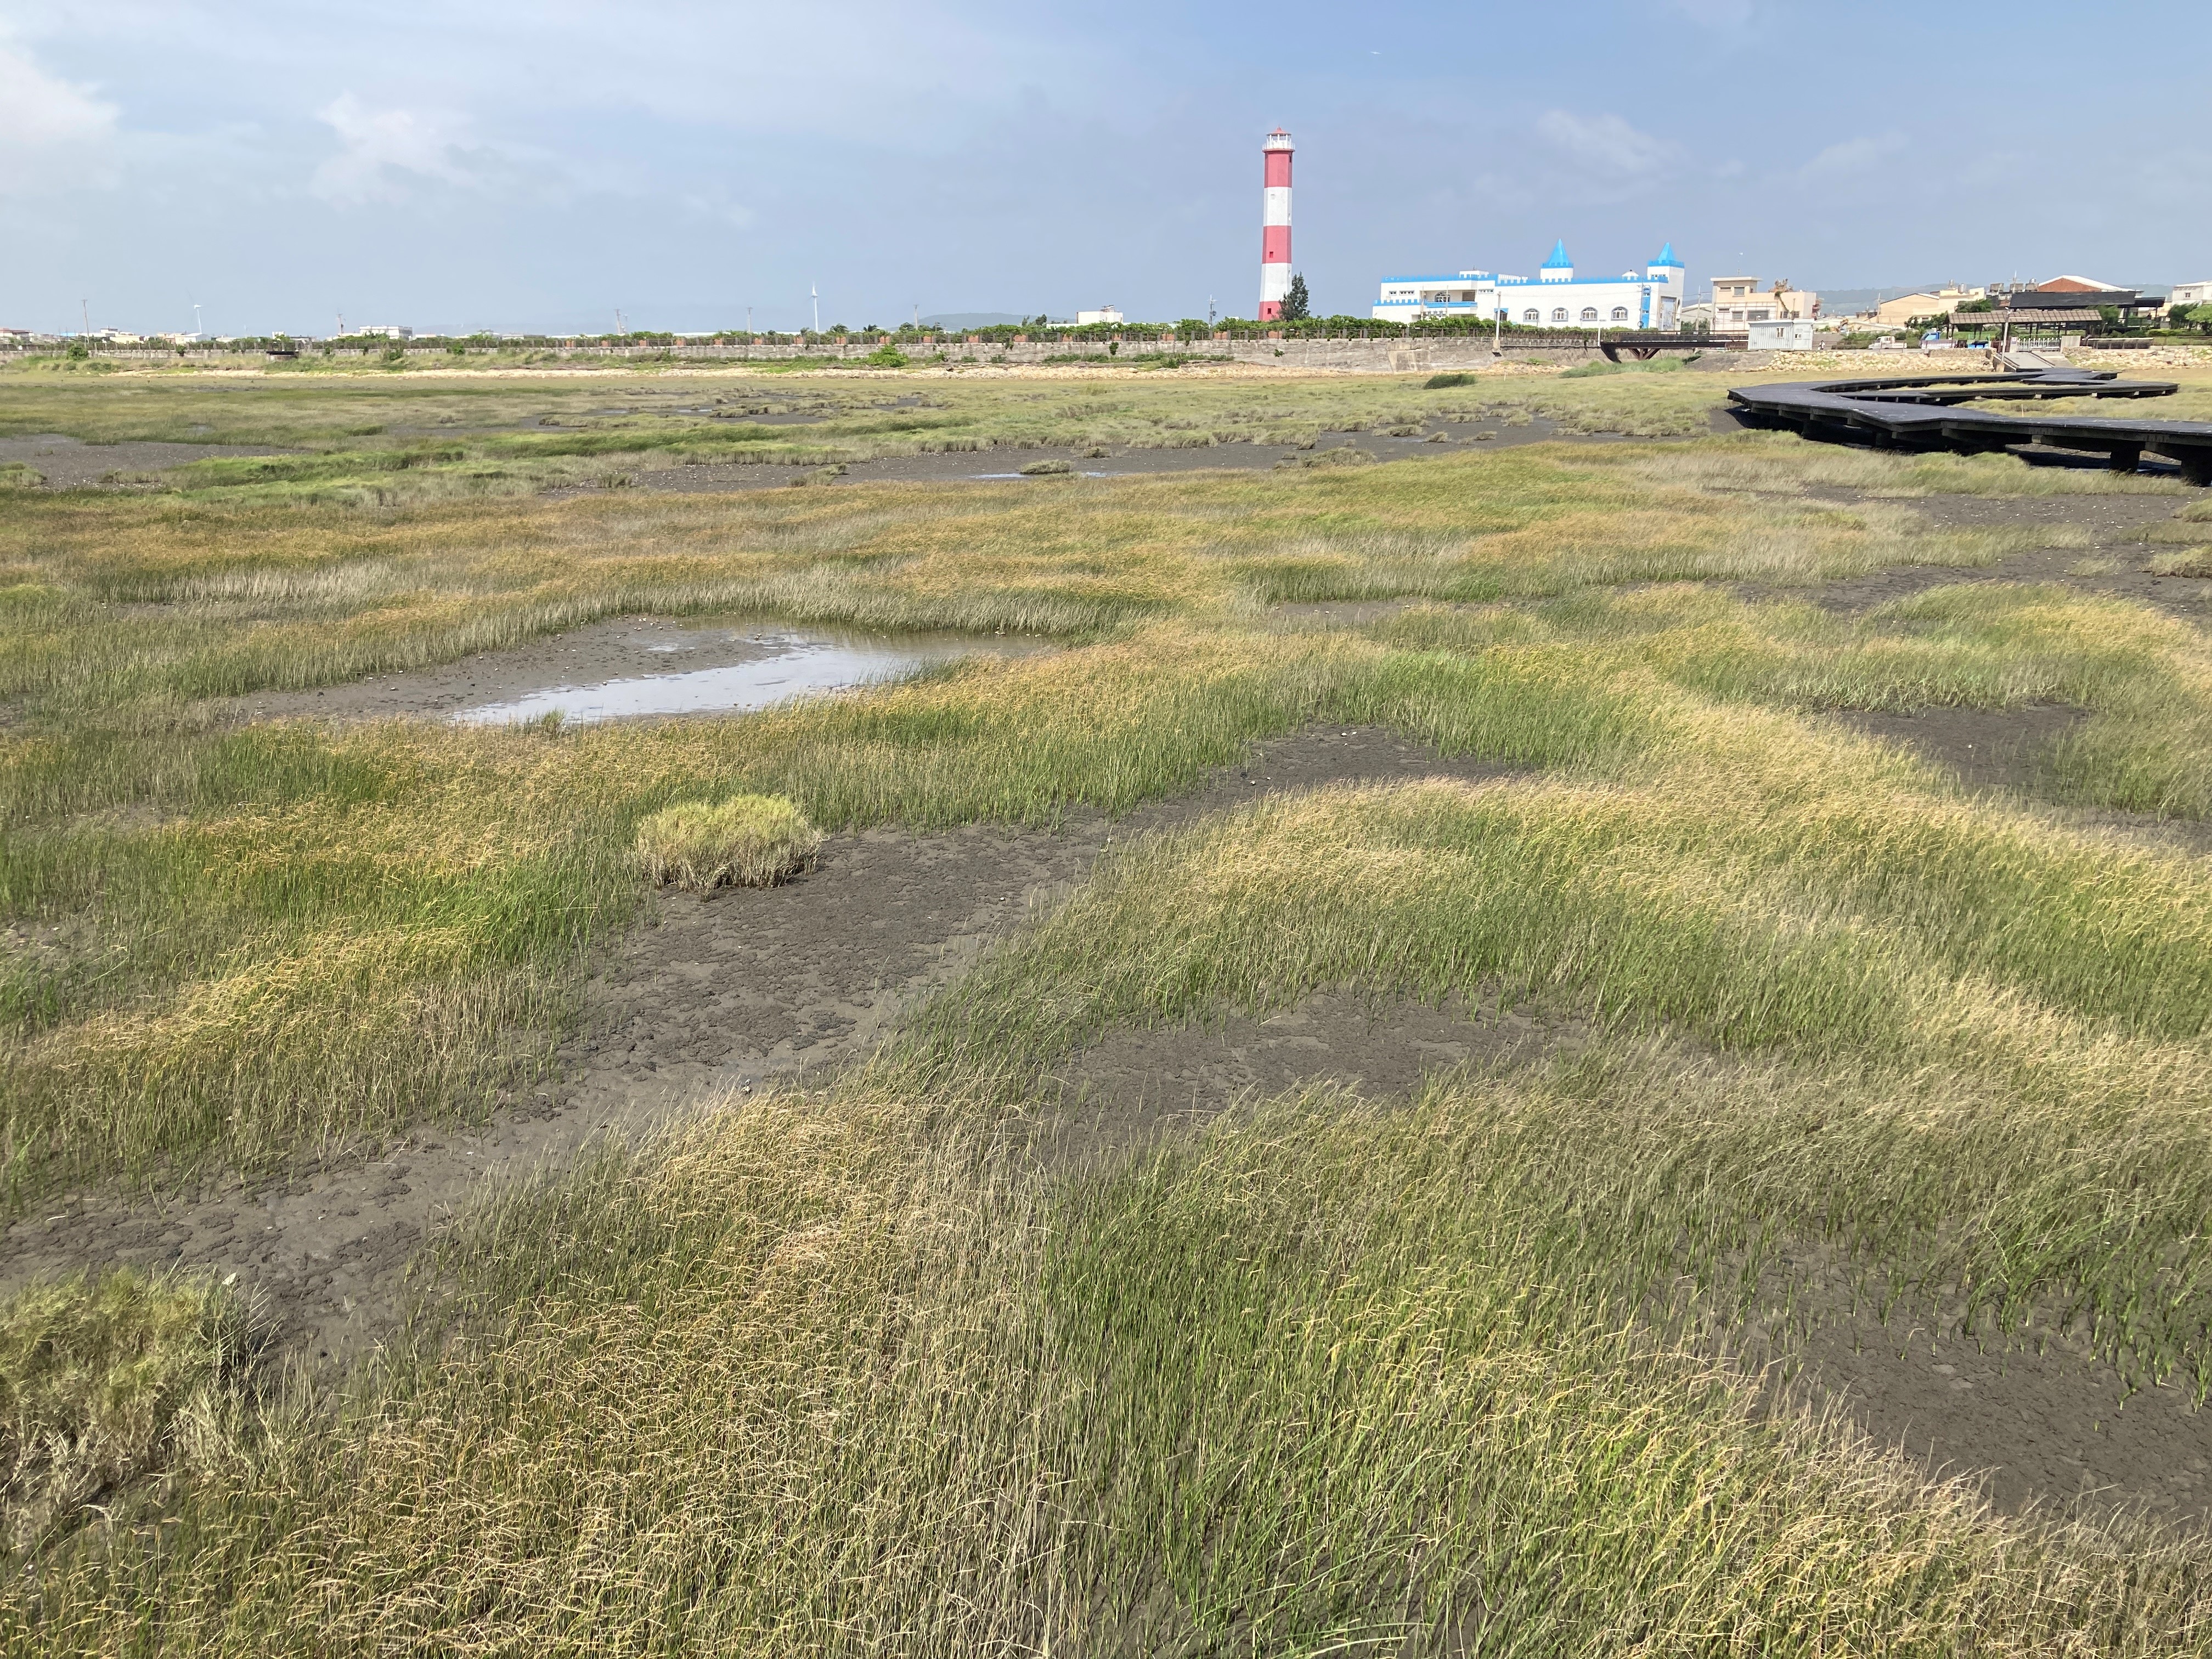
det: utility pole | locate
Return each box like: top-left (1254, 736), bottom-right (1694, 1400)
top-left (747, 306), bottom-right (753, 336)
top-left (811, 284), bottom-right (820, 335)
top-left (81, 297), bottom-right (90, 333)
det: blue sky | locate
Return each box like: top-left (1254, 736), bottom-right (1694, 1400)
top-left (3, 0), bottom-right (2205, 336)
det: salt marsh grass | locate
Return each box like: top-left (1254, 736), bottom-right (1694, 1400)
top-left (18, 1068), bottom-right (2212, 1652)
top-left (10, 368), bottom-right (2212, 1650)
top-left (0, 1268), bottom-right (258, 1561)
top-left (2147, 546), bottom-right (2212, 576)
top-left (634, 794), bottom-right (821, 890)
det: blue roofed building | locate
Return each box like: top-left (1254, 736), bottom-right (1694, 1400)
top-left (1374, 241), bottom-right (1685, 330)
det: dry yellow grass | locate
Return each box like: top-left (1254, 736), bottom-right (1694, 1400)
top-left (633, 794), bottom-right (822, 891)
top-left (2146, 546), bottom-right (2212, 577)
top-left (14, 370), bottom-right (2212, 1650)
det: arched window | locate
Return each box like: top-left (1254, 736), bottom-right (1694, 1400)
top-left (1521, 308), bottom-right (1540, 324)
top-left (1550, 307), bottom-right (1568, 324)
top-left (1579, 307), bottom-right (1599, 323)
top-left (1611, 307), bottom-right (1629, 321)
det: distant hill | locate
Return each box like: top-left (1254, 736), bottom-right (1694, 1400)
top-left (919, 313), bottom-right (1029, 329)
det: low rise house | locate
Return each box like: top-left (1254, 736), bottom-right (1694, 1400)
top-left (2169, 280), bottom-right (2212, 308)
top-left (1869, 285), bottom-right (1983, 326)
top-left (1713, 277), bottom-right (1819, 325)
top-left (1075, 306), bottom-right (1122, 325)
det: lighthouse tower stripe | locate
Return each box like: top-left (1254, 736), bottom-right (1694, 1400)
top-left (1258, 128), bottom-right (1294, 320)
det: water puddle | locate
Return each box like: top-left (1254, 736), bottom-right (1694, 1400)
top-left (453, 625), bottom-right (1047, 726)
top-left (968, 470), bottom-right (1113, 480)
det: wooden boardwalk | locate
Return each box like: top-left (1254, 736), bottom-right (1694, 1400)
top-left (1726, 369), bottom-right (2212, 483)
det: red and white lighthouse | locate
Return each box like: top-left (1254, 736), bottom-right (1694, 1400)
top-left (1258, 128), bottom-right (1293, 321)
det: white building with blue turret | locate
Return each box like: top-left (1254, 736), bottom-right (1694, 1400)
top-left (1374, 241), bottom-right (1685, 330)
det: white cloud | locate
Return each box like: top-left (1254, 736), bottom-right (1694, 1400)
top-left (311, 93), bottom-right (483, 204)
top-left (0, 34), bottom-right (119, 193)
top-left (1533, 110), bottom-right (1679, 180)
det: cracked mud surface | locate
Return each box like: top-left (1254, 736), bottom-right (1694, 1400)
top-left (0, 728), bottom-right (1519, 1375)
top-left (1043, 991), bottom-right (1586, 1169)
top-left (1792, 1301), bottom-right (2212, 1522)
top-left (1825, 703), bottom-right (2086, 792)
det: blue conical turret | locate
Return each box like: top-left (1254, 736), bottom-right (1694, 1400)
top-left (1649, 241), bottom-right (1683, 269)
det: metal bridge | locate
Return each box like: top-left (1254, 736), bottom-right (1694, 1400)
top-left (1725, 368), bottom-right (2212, 484)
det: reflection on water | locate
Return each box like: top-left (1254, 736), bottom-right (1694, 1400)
top-left (454, 628), bottom-right (1042, 726)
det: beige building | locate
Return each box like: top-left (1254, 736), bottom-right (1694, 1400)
top-left (1869, 284), bottom-right (1984, 327)
top-left (1712, 276), bottom-right (1819, 324)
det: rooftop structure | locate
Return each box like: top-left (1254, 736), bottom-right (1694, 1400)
top-left (1373, 241), bottom-right (1684, 330)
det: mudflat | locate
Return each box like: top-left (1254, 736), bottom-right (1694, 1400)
top-left (12, 358), bottom-right (2212, 1651)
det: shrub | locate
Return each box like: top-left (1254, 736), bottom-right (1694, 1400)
top-left (634, 794), bottom-right (822, 892)
top-left (1424, 372), bottom-right (1476, 388)
top-left (1018, 458), bottom-right (1073, 475)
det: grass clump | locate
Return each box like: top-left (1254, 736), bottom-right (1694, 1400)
top-left (0, 1268), bottom-right (256, 1559)
top-left (2145, 546), bottom-right (2212, 576)
top-left (1015, 457), bottom-right (1072, 475)
top-left (634, 794), bottom-right (822, 891)
top-left (1274, 444), bottom-right (1370, 469)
